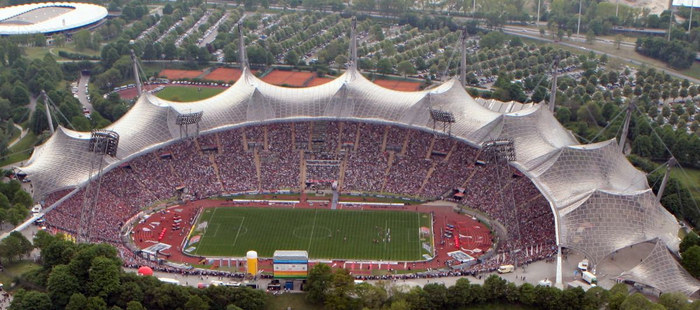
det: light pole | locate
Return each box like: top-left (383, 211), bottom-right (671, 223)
top-left (616, 0), bottom-right (620, 17)
top-left (689, 0), bottom-right (695, 32)
top-left (537, 0), bottom-right (541, 24)
top-left (577, 0), bottom-right (582, 36)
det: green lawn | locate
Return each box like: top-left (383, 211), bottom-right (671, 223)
top-left (156, 86), bottom-right (224, 102)
top-left (0, 261), bottom-right (41, 290)
top-left (265, 294), bottom-right (323, 310)
top-left (671, 166), bottom-right (700, 201)
top-left (189, 207), bottom-right (431, 260)
top-left (0, 131), bottom-right (37, 167)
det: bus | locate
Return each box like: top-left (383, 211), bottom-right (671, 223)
top-left (157, 277), bottom-right (180, 285)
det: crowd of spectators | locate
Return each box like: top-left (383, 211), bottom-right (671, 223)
top-left (260, 123), bottom-right (300, 191)
top-left (40, 120), bottom-right (556, 273)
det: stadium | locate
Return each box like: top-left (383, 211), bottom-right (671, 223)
top-left (15, 30), bottom-right (700, 296)
top-left (0, 2), bottom-right (107, 35)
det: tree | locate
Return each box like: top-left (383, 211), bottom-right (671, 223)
top-left (585, 30), bottom-right (596, 45)
top-left (658, 292), bottom-right (691, 310)
top-left (0, 231), bottom-right (32, 263)
top-left (285, 50), bottom-right (299, 66)
top-left (355, 283), bottom-right (387, 309)
top-left (681, 245), bottom-right (700, 277)
top-left (125, 301), bottom-right (146, 310)
top-left (615, 34), bottom-right (622, 49)
top-left (680, 231), bottom-right (700, 253)
top-left (305, 263), bottom-right (332, 304)
top-left (397, 60), bottom-right (415, 77)
top-left (184, 295), bottom-right (210, 310)
top-left (88, 256), bottom-right (121, 299)
top-left (11, 290), bottom-right (52, 310)
top-left (73, 30), bottom-right (92, 50)
top-left (376, 58), bottom-right (393, 75)
top-left (620, 293), bottom-right (665, 310)
top-left (47, 264), bottom-right (81, 308)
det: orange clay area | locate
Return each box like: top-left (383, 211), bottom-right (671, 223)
top-left (154, 69), bottom-right (423, 91)
top-left (203, 68), bottom-right (258, 82)
top-left (261, 70), bottom-right (315, 87)
top-left (131, 197), bottom-right (492, 275)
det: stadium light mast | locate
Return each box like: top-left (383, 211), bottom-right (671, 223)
top-left (130, 49), bottom-right (142, 96)
top-left (577, 0), bottom-right (582, 35)
top-left (619, 101), bottom-right (634, 153)
top-left (657, 157), bottom-right (676, 202)
top-left (460, 28), bottom-right (467, 87)
top-left (42, 90), bottom-right (54, 134)
top-left (349, 16), bottom-right (358, 71)
top-left (549, 56), bottom-right (559, 113)
top-left (78, 130), bottom-right (120, 243)
top-left (690, 0), bottom-right (694, 32)
top-left (238, 23), bottom-right (248, 70)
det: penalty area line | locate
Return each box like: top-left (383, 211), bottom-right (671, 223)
top-left (231, 216), bottom-right (245, 249)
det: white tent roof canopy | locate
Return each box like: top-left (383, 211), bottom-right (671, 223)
top-left (0, 2), bottom-right (107, 35)
top-left (19, 67), bottom-right (687, 295)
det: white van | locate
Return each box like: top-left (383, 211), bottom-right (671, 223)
top-left (497, 265), bottom-right (515, 274)
top-left (582, 271), bottom-right (597, 285)
top-left (578, 259), bottom-right (589, 272)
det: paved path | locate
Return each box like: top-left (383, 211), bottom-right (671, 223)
top-left (7, 123), bottom-right (27, 149)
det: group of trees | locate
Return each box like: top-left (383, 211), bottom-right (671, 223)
top-left (0, 178), bottom-right (32, 229)
top-left (11, 231), bottom-right (268, 310)
top-left (635, 37), bottom-right (696, 70)
top-left (304, 263), bottom-right (698, 310)
top-left (680, 231), bottom-right (700, 278)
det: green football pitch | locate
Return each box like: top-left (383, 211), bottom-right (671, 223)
top-left (187, 207), bottom-right (432, 260)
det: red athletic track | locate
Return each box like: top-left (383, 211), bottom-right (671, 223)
top-left (131, 195), bottom-right (492, 275)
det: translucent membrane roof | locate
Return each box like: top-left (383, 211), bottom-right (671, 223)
top-left (0, 2), bottom-right (107, 35)
top-left (20, 68), bottom-right (687, 294)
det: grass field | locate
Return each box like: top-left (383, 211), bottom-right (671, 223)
top-left (188, 207), bottom-right (431, 260)
top-left (0, 131), bottom-right (37, 166)
top-left (156, 86), bottom-right (224, 102)
top-left (671, 166), bottom-right (700, 202)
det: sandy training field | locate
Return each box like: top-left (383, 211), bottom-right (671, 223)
top-left (373, 79), bottom-right (422, 91)
top-left (261, 70), bottom-right (316, 87)
top-left (159, 69), bottom-right (204, 79)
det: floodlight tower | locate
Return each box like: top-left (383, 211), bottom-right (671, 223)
top-left (77, 130), bottom-right (120, 243)
top-left (176, 111), bottom-right (204, 139)
top-left (482, 140), bottom-right (520, 266)
top-left (577, 0), bottom-right (582, 36)
top-left (429, 108), bottom-right (456, 136)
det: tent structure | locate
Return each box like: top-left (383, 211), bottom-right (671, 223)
top-left (18, 66), bottom-right (688, 294)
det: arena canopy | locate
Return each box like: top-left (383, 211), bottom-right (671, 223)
top-left (0, 2), bottom-right (107, 35)
top-left (18, 67), bottom-right (694, 295)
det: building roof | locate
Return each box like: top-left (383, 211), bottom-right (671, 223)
top-left (19, 67), bottom-right (687, 294)
top-left (620, 239), bottom-right (700, 296)
top-left (0, 2), bottom-right (107, 35)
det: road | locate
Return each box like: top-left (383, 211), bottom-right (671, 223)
top-left (500, 26), bottom-right (700, 85)
top-left (77, 73), bottom-right (93, 113)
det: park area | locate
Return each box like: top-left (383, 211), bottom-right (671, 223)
top-left (155, 86), bottom-right (224, 102)
top-left (187, 207), bottom-right (431, 261)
